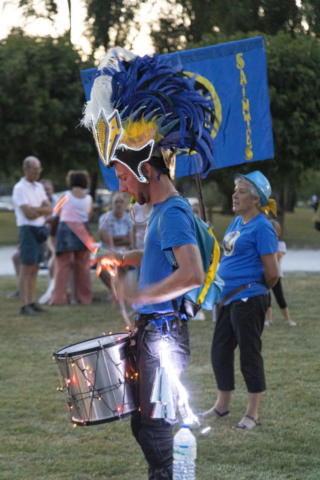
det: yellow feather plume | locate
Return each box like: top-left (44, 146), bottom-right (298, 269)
top-left (122, 116), bottom-right (163, 148)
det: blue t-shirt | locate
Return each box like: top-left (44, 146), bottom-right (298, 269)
top-left (218, 213), bottom-right (278, 305)
top-left (133, 197), bottom-right (197, 314)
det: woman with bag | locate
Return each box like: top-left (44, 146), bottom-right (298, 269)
top-left (201, 171), bottom-right (279, 430)
top-left (50, 171), bottom-right (93, 305)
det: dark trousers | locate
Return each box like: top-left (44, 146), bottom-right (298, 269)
top-left (131, 322), bottom-right (190, 480)
top-left (268, 278), bottom-right (287, 309)
top-left (211, 295), bottom-right (268, 393)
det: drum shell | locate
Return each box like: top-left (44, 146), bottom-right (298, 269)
top-left (55, 334), bottom-right (137, 425)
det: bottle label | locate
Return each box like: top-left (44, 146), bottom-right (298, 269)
top-left (173, 444), bottom-right (197, 461)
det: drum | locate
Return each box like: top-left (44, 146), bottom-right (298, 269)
top-left (53, 333), bottom-right (137, 426)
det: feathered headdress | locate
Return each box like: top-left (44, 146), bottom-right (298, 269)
top-left (82, 47), bottom-right (215, 183)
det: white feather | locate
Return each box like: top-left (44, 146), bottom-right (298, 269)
top-left (82, 47), bottom-right (136, 128)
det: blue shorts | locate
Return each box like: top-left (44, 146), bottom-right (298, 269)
top-left (19, 226), bottom-right (46, 265)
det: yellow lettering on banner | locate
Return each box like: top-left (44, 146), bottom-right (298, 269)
top-left (246, 146), bottom-right (253, 160)
top-left (237, 52), bottom-right (253, 160)
top-left (242, 98), bottom-right (250, 115)
top-left (243, 112), bottom-right (251, 123)
top-left (240, 69), bottom-right (247, 85)
top-left (236, 53), bottom-right (245, 70)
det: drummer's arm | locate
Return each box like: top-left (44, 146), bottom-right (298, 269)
top-left (99, 249), bottom-right (143, 267)
top-left (121, 249), bottom-right (143, 267)
top-left (135, 243), bottom-right (204, 305)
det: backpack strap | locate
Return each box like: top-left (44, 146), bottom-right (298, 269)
top-left (156, 196), bottom-right (191, 268)
top-left (157, 196), bottom-right (191, 321)
top-left (196, 224), bottom-right (220, 305)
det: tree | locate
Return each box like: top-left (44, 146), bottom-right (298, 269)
top-left (16, 0), bottom-right (145, 51)
top-left (18, 0), bottom-right (71, 39)
top-left (0, 32), bottom-right (97, 183)
top-left (84, 0), bottom-right (145, 51)
top-left (301, 0), bottom-right (320, 38)
top-left (150, 0), bottom-right (302, 53)
top-left (192, 32), bottom-right (320, 225)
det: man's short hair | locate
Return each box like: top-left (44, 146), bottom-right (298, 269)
top-left (147, 151), bottom-right (170, 177)
top-left (23, 156), bottom-right (40, 169)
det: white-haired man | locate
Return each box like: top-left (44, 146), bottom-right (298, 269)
top-left (12, 156), bottom-right (52, 316)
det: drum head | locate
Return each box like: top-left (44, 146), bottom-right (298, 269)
top-left (56, 333), bottom-right (128, 357)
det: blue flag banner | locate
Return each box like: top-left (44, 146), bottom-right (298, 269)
top-left (80, 37), bottom-right (274, 191)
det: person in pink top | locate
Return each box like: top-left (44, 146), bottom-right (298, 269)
top-left (50, 171), bottom-right (93, 305)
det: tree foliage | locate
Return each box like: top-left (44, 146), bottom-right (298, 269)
top-left (301, 0), bottom-right (320, 38)
top-left (18, 0), bottom-right (59, 23)
top-left (150, 0), bottom-right (302, 53)
top-left (16, 0), bottom-right (146, 51)
top-left (0, 32), bottom-right (96, 182)
top-left (84, 0), bottom-right (145, 51)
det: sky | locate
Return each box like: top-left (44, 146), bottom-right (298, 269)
top-left (0, 0), bottom-right (156, 56)
top-left (0, 0), bottom-right (306, 57)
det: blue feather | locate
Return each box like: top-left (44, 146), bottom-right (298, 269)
top-left (100, 50), bottom-right (215, 169)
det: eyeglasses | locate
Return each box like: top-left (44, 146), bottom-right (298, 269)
top-left (29, 167), bottom-right (42, 172)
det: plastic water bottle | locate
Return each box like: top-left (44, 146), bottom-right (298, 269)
top-left (173, 424), bottom-right (196, 480)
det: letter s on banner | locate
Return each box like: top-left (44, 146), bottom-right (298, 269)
top-left (236, 53), bottom-right (245, 70)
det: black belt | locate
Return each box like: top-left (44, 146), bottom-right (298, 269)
top-left (219, 281), bottom-right (265, 308)
top-left (135, 313), bottom-right (185, 333)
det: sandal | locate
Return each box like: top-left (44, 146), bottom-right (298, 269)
top-left (232, 414), bottom-right (260, 430)
top-left (199, 407), bottom-right (230, 419)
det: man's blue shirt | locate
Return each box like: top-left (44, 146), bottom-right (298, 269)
top-left (133, 197), bottom-right (197, 314)
top-left (218, 213), bottom-right (278, 305)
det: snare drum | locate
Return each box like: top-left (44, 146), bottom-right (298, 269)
top-left (53, 333), bottom-right (137, 426)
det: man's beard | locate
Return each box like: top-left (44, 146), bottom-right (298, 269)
top-left (135, 183), bottom-right (150, 205)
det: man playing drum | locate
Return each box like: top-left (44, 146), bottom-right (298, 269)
top-left (82, 48), bottom-right (216, 480)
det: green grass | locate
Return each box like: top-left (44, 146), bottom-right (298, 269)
top-left (1, 274), bottom-right (320, 479)
top-left (280, 207), bottom-right (320, 249)
top-left (0, 211), bottom-right (19, 245)
top-left (1, 206), bottom-right (319, 248)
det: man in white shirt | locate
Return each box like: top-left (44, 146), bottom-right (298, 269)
top-left (12, 156), bottom-right (53, 316)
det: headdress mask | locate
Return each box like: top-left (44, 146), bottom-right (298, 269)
top-left (82, 47), bottom-right (216, 183)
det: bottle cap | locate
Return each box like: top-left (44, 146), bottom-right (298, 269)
top-left (180, 424), bottom-right (190, 428)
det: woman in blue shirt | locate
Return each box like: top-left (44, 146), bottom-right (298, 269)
top-left (202, 171), bottom-right (279, 430)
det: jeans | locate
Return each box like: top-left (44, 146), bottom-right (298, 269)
top-left (131, 321), bottom-right (190, 479)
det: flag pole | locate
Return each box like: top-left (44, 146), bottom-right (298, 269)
top-left (195, 173), bottom-right (207, 222)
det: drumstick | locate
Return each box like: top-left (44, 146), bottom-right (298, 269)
top-left (108, 233), bottom-right (132, 327)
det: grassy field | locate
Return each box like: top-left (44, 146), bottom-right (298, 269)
top-left (1, 206), bottom-right (319, 248)
top-left (1, 273), bottom-right (320, 480)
